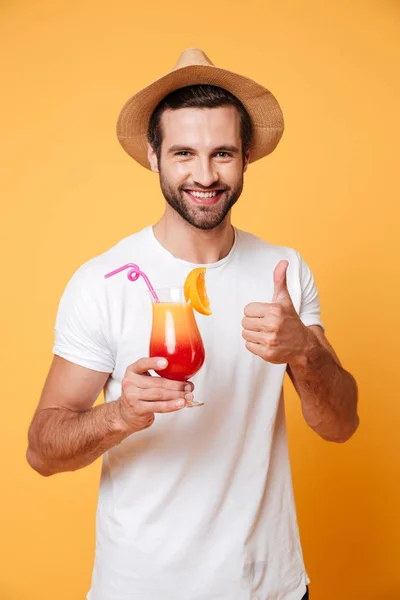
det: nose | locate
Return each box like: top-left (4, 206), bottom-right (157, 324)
top-left (191, 157), bottom-right (218, 189)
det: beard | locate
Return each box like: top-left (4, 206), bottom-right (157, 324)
top-left (159, 170), bottom-right (244, 231)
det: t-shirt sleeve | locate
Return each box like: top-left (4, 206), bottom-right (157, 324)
top-left (52, 266), bottom-right (115, 373)
top-left (297, 253), bottom-right (325, 331)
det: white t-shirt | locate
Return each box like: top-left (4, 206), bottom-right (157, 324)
top-left (53, 226), bottom-right (323, 600)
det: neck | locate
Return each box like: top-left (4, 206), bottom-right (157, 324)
top-left (153, 207), bottom-right (235, 264)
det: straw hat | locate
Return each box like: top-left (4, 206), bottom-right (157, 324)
top-left (117, 48), bottom-right (284, 170)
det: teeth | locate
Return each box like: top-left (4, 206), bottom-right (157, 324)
top-left (188, 191), bottom-right (220, 199)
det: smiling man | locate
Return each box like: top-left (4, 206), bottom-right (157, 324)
top-left (151, 100), bottom-right (246, 231)
top-left (27, 49), bottom-right (359, 600)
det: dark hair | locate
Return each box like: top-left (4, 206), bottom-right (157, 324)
top-left (147, 84), bottom-right (253, 162)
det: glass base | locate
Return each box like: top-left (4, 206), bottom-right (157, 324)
top-left (186, 399), bottom-right (204, 408)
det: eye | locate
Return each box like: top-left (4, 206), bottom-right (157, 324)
top-left (216, 152), bottom-right (232, 158)
top-left (175, 151), bottom-right (191, 157)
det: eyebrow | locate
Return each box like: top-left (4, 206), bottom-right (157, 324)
top-left (167, 145), bottom-right (240, 155)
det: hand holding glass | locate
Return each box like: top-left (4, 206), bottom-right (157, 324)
top-left (104, 264), bottom-right (207, 408)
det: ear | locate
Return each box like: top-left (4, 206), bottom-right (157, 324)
top-left (243, 148), bottom-right (251, 173)
top-left (147, 142), bottom-right (159, 173)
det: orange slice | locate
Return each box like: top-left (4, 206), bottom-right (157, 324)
top-left (184, 268), bottom-right (212, 316)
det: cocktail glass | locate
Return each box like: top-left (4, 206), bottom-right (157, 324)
top-left (149, 287), bottom-right (205, 407)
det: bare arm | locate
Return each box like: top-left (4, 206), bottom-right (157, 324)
top-left (27, 356), bottom-right (193, 476)
top-left (242, 260), bottom-right (359, 444)
top-left (287, 325), bottom-right (359, 443)
top-left (27, 357), bottom-right (125, 476)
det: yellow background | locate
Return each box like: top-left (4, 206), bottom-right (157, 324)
top-left (1, 0), bottom-right (399, 598)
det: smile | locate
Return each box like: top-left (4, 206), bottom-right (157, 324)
top-left (184, 190), bottom-right (225, 205)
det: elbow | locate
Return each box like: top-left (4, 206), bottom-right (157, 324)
top-left (26, 447), bottom-right (55, 477)
top-left (320, 414), bottom-right (360, 444)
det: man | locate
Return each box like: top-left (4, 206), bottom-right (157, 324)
top-left (27, 48), bottom-right (359, 600)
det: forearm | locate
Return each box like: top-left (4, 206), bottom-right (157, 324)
top-left (288, 333), bottom-right (359, 442)
top-left (27, 400), bottom-right (131, 476)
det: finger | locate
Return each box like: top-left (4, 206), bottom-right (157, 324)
top-left (245, 315), bottom-right (282, 334)
top-left (242, 316), bottom-right (262, 332)
top-left (242, 329), bottom-right (263, 344)
top-left (244, 302), bottom-right (269, 318)
top-left (134, 398), bottom-right (187, 415)
top-left (137, 388), bottom-right (194, 403)
top-left (130, 357), bottom-right (169, 375)
top-left (272, 260), bottom-right (291, 304)
top-left (242, 307), bottom-right (284, 332)
top-left (128, 375), bottom-right (194, 392)
top-left (245, 341), bottom-right (265, 358)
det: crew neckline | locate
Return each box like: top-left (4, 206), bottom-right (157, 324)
top-left (147, 225), bottom-right (239, 269)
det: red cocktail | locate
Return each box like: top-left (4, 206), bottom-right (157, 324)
top-left (149, 287), bottom-right (205, 407)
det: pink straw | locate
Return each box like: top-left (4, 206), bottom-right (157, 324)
top-left (104, 263), bottom-right (160, 302)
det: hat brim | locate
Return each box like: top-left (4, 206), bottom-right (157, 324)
top-left (117, 64), bottom-right (284, 169)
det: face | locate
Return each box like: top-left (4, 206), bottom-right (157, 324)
top-left (147, 105), bottom-right (250, 230)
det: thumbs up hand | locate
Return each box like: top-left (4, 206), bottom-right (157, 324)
top-left (242, 261), bottom-right (312, 365)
